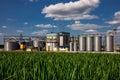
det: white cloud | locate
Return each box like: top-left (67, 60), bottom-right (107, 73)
top-left (115, 11), bottom-right (120, 19)
top-left (67, 21), bottom-right (107, 31)
top-left (106, 20), bottom-right (120, 25)
top-left (29, 0), bottom-right (34, 2)
top-left (1, 26), bottom-right (7, 28)
top-left (35, 24), bottom-right (57, 28)
top-left (117, 26), bottom-right (120, 29)
top-left (86, 29), bottom-right (99, 33)
top-left (115, 26), bottom-right (120, 33)
top-left (7, 18), bottom-right (16, 22)
top-left (106, 11), bottom-right (120, 25)
top-left (117, 26), bottom-right (120, 31)
top-left (42, 0), bottom-right (100, 20)
top-left (29, 0), bottom-right (38, 2)
top-left (106, 26), bottom-right (120, 34)
top-left (75, 21), bottom-right (80, 24)
top-left (0, 33), bottom-right (4, 37)
top-left (24, 22), bottom-right (28, 25)
top-left (31, 30), bottom-right (48, 36)
top-left (16, 30), bottom-right (24, 33)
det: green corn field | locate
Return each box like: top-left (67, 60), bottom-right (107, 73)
top-left (0, 51), bottom-right (120, 80)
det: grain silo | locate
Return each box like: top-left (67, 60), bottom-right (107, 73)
top-left (106, 33), bottom-right (114, 52)
top-left (79, 35), bottom-right (86, 51)
top-left (4, 39), bottom-right (19, 51)
top-left (86, 35), bottom-right (94, 51)
top-left (69, 42), bottom-right (73, 51)
top-left (74, 42), bottom-right (77, 51)
top-left (73, 36), bottom-right (78, 51)
top-left (69, 37), bottom-right (74, 51)
top-left (94, 34), bottom-right (102, 51)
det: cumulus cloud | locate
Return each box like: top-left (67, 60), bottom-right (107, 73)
top-left (24, 22), bottom-right (28, 25)
top-left (31, 30), bottom-right (48, 36)
top-left (1, 26), bottom-right (7, 28)
top-left (106, 20), bottom-right (120, 25)
top-left (106, 11), bottom-right (120, 25)
top-left (75, 21), bottom-right (80, 24)
top-left (42, 0), bottom-right (100, 20)
top-left (29, 0), bottom-right (38, 2)
top-left (115, 11), bottom-right (120, 19)
top-left (16, 30), bottom-right (24, 33)
top-left (86, 29), bottom-right (99, 33)
top-left (67, 21), bottom-right (107, 31)
top-left (35, 24), bottom-right (57, 28)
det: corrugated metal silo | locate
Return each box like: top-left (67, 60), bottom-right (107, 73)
top-left (69, 42), bottom-right (73, 51)
top-left (94, 34), bottom-right (102, 51)
top-left (74, 42), bottom-right (77, 51)
top-left (79, 35), bottom-right (86, 51)
top-left (106, 34), bottom-right (114, 52)
top-left (4, 40), bottom-right (19, 51)
top-left (73, 36), bottom-right (78, 51)
top-left (86, 35), bottom-right (94, 51)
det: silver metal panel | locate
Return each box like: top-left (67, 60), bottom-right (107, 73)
top-left (59, 36), bottom-right (63, 46)
top-left (69, 42), bottom-right (73, 51)
top-left (74, 42), bottom-right (77, 51)
top-left (79, 35), bottom-right (86, 51)
top-left (86, 35), bottom-right (94, 51)
top-left (106, 34), bottom-right (114, 52)
top-left (94, 35), bottom-right (102, 51)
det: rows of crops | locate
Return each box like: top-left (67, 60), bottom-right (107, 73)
top-left (0, 51), bottom-right (120, 80)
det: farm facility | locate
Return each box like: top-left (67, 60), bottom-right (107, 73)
top-left (3, 30), bottom-right (120, 52)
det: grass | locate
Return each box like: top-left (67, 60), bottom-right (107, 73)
top-left (0, 51), bottom-right (120, 80)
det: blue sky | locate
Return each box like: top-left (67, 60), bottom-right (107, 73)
top-left (0, 0), bottom-right (120, 44)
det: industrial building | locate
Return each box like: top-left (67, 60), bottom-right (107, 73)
top-left (3, 31), bottom-right (120, 52)
top-left (4, 35), bottom-right (46, 51)
top-left (46, 32), bottom-right (70, 52)
top-left (69, 33), bottom-right (114, 52)
top-left (58, 32), bottom-right (70, 51)
top-left (46, 32), bottom-right (58, 51)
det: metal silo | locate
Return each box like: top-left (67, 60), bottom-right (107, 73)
top-left (86, 35), bottom-right (94, 51)
top-left (94, 34), bottom-right (102, 51)
top-left (33, 40), bottom-right (39, 48)
top-left (4, 40), bottom-right (19, 51)
top-left (74, 42), bottom-right (77, 51)
top-left (79, 35), bottom-right (86, 51)
top-left (73, 36), bottom-right (78, 51)
top-left (69, 42), bottom-right (73, 51)
top-left (106, 34), bottom-right (114, 52)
